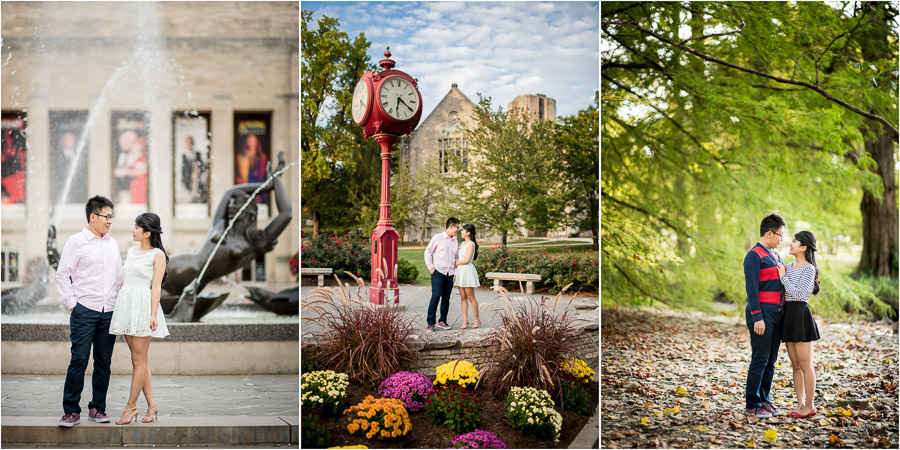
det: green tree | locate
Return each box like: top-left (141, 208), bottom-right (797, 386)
top-left (554, 93), bottom-right (600, 250)
top-left (601, 2), bottom-right (897, 313)
top-left (301, 10), bottom-right (379, 237)
top-left (458, 96), bottom-right (566, 246)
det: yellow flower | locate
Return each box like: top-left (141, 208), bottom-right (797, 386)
top-left (360, 421), bottom-right (369, 430)
top-left (348, 423), bottom-right (359, 433)
top-left (381, 430), bottom-right (390, 438)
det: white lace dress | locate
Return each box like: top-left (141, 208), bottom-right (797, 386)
top-left (453, 241), bottom-right (480, 288)
top-left (109, 247), bottom-right (170, 338)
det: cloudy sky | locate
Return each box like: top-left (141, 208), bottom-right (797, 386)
top-left (303, 1), bottom-right (599, 121)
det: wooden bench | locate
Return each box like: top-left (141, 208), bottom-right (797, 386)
top-left (300, 267), bottom-right (333, 288)
top-left (485, 272), bottom-right (541, 295)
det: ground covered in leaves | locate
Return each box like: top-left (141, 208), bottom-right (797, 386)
top-left (601, 307), bottom-right (899, 448)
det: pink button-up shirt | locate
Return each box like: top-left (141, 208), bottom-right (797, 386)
top-left (424, 231), bottom-right (459, 276)
top-left (56, 226), bottom-right (124, 312)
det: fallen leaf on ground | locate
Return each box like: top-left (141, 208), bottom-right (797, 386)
top-left (764, 429), bottom-right (777, 443)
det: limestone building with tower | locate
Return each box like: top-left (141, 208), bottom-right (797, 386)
top-left (400, 83), bottom-right (579, 243)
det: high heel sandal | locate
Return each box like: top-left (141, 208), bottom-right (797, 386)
top-left (115, 407), bottom-right (139, 425)
top-left (471, 319), bottom-right (481, 329)
top-left (142, 404), bottom-right (159, 423)
top-left (460, 321), bottom-right (468, 329)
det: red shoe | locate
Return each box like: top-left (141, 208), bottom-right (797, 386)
top-left (787, 411), bottom-right (801, 418)
top-left (799, 409), bottom-right (817, 418)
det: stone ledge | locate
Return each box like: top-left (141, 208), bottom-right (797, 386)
top-left (0, 416), bottom-right (297, 446)
top-left (1, 323), bottom-right (298, 342)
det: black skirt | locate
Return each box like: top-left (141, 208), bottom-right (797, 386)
top-left (782, 301), bottom-right (820, 342)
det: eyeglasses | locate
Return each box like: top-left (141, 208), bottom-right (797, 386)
top-left (773, 231), bottom-right (783, 240)
top-left (92, 212), bottom-right (114, 222)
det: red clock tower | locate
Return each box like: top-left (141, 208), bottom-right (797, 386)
top-left (351, 47), bottom-right (423, 304)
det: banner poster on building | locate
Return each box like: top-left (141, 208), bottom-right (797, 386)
top-left (174, 114), bottom-right (210, 205)
top-left (234, 115), bottom-right (270, 204)
top-left (1, 113), bottom-right (27, 204)
top-left (50, 111), bottom-right (88, 205)
top-left (111, 112), bottom-right (149, 205)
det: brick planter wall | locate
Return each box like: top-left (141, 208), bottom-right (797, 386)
top-left (302, 314), bottom-right (598, 379)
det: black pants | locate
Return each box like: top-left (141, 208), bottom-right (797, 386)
top-left (62, 303), bottom-right (116, 414)
top-left (745, 304), bottom-right (783, 409)
top-left (427, 271), bottom-right (454, 326)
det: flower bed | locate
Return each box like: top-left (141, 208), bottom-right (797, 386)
top-left (315, 380), bottom-right (598, 449)
top-left (475, 248), bottom-right (598, 292)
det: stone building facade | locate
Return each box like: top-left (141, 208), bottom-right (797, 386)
top-left (402, 84), bottom-right (572, 242)
top-left (0, 2), bottom-right (299, 289)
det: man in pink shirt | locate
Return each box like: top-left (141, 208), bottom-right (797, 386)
top-left (56, 196), bottom-right (124, 427)
top-left (424, 217), bottom-right (460, 332)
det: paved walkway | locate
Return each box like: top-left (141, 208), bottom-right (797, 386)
top-left (1, 375), bottom-right (297, 418)
top-left (301, 283), bottom-right (598, 334)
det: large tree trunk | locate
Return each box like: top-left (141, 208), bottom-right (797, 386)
top-left (313, 210), bottom-right (321, 238)
top-left (856, 128), bottom-right (898, 277)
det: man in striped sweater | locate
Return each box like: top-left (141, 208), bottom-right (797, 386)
top-left (744, 213), bottom-right (786, 418)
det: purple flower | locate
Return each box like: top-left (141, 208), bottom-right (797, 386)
top-left (448, 430), bottom-right (507, 449)
top-left (378, 371), bottom-right (435, 412)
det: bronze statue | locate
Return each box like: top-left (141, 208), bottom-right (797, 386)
top-left (244, 286), bottom-right (299, 315)
top-left (2, 226), bottom-right (57, 314)
top-left (165, 152), bottom-right (292, 322)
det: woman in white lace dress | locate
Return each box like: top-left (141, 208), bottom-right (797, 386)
top-left (109, 212), bottom-right (169, 425)
top-left (453, 224), bottom-right (482, 328)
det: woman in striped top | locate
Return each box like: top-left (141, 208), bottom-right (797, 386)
top-left (775, 231), bottom-right (821, 419)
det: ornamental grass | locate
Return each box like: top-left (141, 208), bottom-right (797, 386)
top-left (302, 269), bottom-right (419, 386)
top-left (378, 371), bottom-right (435, 412)
top-left (433, 360), bottom-right (480, 389)
top-left (479, 287), bottom-right (582, 403)
top-left (343, 396), bottom-right (412, 440)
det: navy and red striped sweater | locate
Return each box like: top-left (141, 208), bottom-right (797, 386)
top-left (744, 242), bottom-right (784, 322)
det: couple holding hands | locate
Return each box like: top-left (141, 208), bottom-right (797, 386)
top-left (423, 217), bottom-right (482, 333)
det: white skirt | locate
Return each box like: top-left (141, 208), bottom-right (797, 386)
top-left (109, 285), bottom-right (170, 338)
top-left (454, 263), bottom-right (480, 288)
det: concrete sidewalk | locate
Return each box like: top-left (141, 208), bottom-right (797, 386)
top-left (1, 375), bottom-right (298, 446)
top-left (301, 283), bottom-right (598, 333)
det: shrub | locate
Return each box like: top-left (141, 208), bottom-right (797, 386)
top-left (476, 248), bottom-right (598, 293)
top-left (425, 385), bottom-right (484, 433)
top-left (480, 293), bottom-right (580, 402)
top-left (397, 258), bottom-right (419, 284)
top-left (343, 396), bottom-right (412, 440)
top-left (560, 358), bottom-right (595, 384)
top-left (560, 380), bottom-right (593, 415)
top-left (304, 279), bottom-right (418, 386)
top-left (505, 386), bottom-right (562, 442)
top-left (302, 232), bottom-right (372, 279)
top-left (301, 370), bottom-right (349, 418)
top-left (449, 429), bottom-right (508, 449)
top-left (301, 345), bottom-right (321, 374)
top-left (301, 413), bottom-right (331, 448)
top-left (433, 360), bottom-right (480, 389)
top-left (378, 371), bottom-right (435, 412)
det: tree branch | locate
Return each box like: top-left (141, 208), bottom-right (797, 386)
top-left (603, 20), bottom-right (900, 142)
top-left (602, 191), bottom-right (693, 240)
top-left (613, 262), bottom-right (670, 306)
top-left (815, 7), bottom-right (872, 86)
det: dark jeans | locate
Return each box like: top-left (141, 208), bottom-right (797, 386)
top-left (745, 304), bottom-right (783, 409)
top-left (63, 303), bottom-right (116, 414)
top-left (427, 270), bottom-right (454, 327)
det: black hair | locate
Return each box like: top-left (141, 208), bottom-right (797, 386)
top-left (85, 195), bottom-right (115, 223)
top-left (794, 231), bottom-right (820, 295)
top-left (462, 223), bottom-right (479, 261)
top-left (759, 213), bottom-right (786, 237)
top-left (446, 217), bottom-right (460, 229)
top-left (135, 212), bottom-right (169, 284)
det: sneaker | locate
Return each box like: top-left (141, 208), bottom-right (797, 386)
top-left (59, 413), bottom-right (80, 427)
top-left (88, 407), bottom-right (110, 423)
top-left (437, 321), bottom-right (451, 330)
top-left (425, 326), bottom-right (434, 333)
top-left (744, 407), bottom-right (772, 418)
top-left (762, 402), bottom-right (782, 417)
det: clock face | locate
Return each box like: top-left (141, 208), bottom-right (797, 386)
top-left (352, 79), bottom-right (369, 124)
top-left (379, 76), bottom-right (419, 121)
